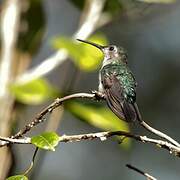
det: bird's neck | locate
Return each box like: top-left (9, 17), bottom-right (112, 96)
top-left (102, 57), bottom-right (125, 68)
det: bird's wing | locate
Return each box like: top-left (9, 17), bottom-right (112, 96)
top-left (102, 74), bottom-right (137, 122)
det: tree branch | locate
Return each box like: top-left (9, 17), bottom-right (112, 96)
top-left (140, 120), bottom-right (180, 147)
top-left (126, 164), bottom-right (157, 180)
top-left (133, 103), bottom-right (180, 147)
top-left (0, 92), bottom-right (103, 146)
top-left (0, 136), bottom-right (31, 144)
top-left (12, 93), bottom-right (101, 139)
top-left (59, 131), bottom-right (180, 156)
top-left (0, 91), bottom-right (179, 158)
top-left (0, 130), bottom-right (180, 157)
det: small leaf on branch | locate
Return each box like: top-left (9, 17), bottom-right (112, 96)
top-left (6, 175), bottom-right (28, 180)
top-left (31, 132), bottom-right (60, 151)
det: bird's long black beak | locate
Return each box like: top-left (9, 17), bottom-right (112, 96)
top-left (77, 39), bottom-right (105, 52)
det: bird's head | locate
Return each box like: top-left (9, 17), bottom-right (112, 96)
top-left (77, 39), bottom-right (128, 66)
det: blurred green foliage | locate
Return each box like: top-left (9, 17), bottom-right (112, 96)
top-left (69, 0), bottom-right (84, 9)
top-left (6, 175), bottom-right (28, 180)
top-left (104, 0), bottom-right (123, 16)
top-left (10, 78), bottom-right (58, 105)
top-left (67, 101), bottom-right (129, 131)
top-left (31, 132), bottom-right (60, 151)
top-left (66, 101), bottom-right (130, 148)
top-left (52, 34), bottom-right (107, 71)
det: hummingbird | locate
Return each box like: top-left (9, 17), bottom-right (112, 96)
top-left (77, 39), bottom-right (140, 122)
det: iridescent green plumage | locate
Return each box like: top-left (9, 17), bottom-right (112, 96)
top-left (99, 56), bottom-right (137, 122)
top-left (101, 59), bottom-right (136, 104)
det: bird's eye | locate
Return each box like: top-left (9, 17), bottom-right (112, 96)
top-left (109, 46), bottom-right (114, 51)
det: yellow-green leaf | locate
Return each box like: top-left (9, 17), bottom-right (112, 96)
top-left (6, 175), bottom-right (28, 180)
top-left (52, 34), bottom-right (108, 71)
top-left (66, 101), bottom-right (130, 148)
top-left (10, 78), bottom-right (58, 105)
top-left (31, 132), bottom-right (60, 151)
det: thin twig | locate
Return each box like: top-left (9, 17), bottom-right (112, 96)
top-left (24, 148), bottom-right (39, 176)
top-left (126, 164), bottom-right (157, 180)
top-left (0, 92), bottom-right (103, 146)
top-left (11, 93), bottom-right (101, 139)
top-left (133, 103), bottom-right (180, 147)
top-left (59, 131), bottom-right (180, 156)
top-left (141, 120), bottom-right (180, 147)
top-left (0, 131), bottom-right (180, 157)
top-left (0, 136), bottom-right (31, 144)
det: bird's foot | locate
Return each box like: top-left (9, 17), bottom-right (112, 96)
top-left (91, 90), bottom-right (105, 100)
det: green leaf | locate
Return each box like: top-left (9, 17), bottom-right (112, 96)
top-left (31, 132), bottom-right (60, 151)
top-left (6, 175), bottom-right (28, 180)
top-left (137, 0), bottom-right (175, 3)
top-left (10, 78), bottom-right (58, 105)
top-left (66, 101), bottom-right (130, 148)
top-left (52, 34), bottom-right (108, 71)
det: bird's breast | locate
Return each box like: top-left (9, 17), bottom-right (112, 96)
top-left (101, 64), bottom-right (136, 102)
